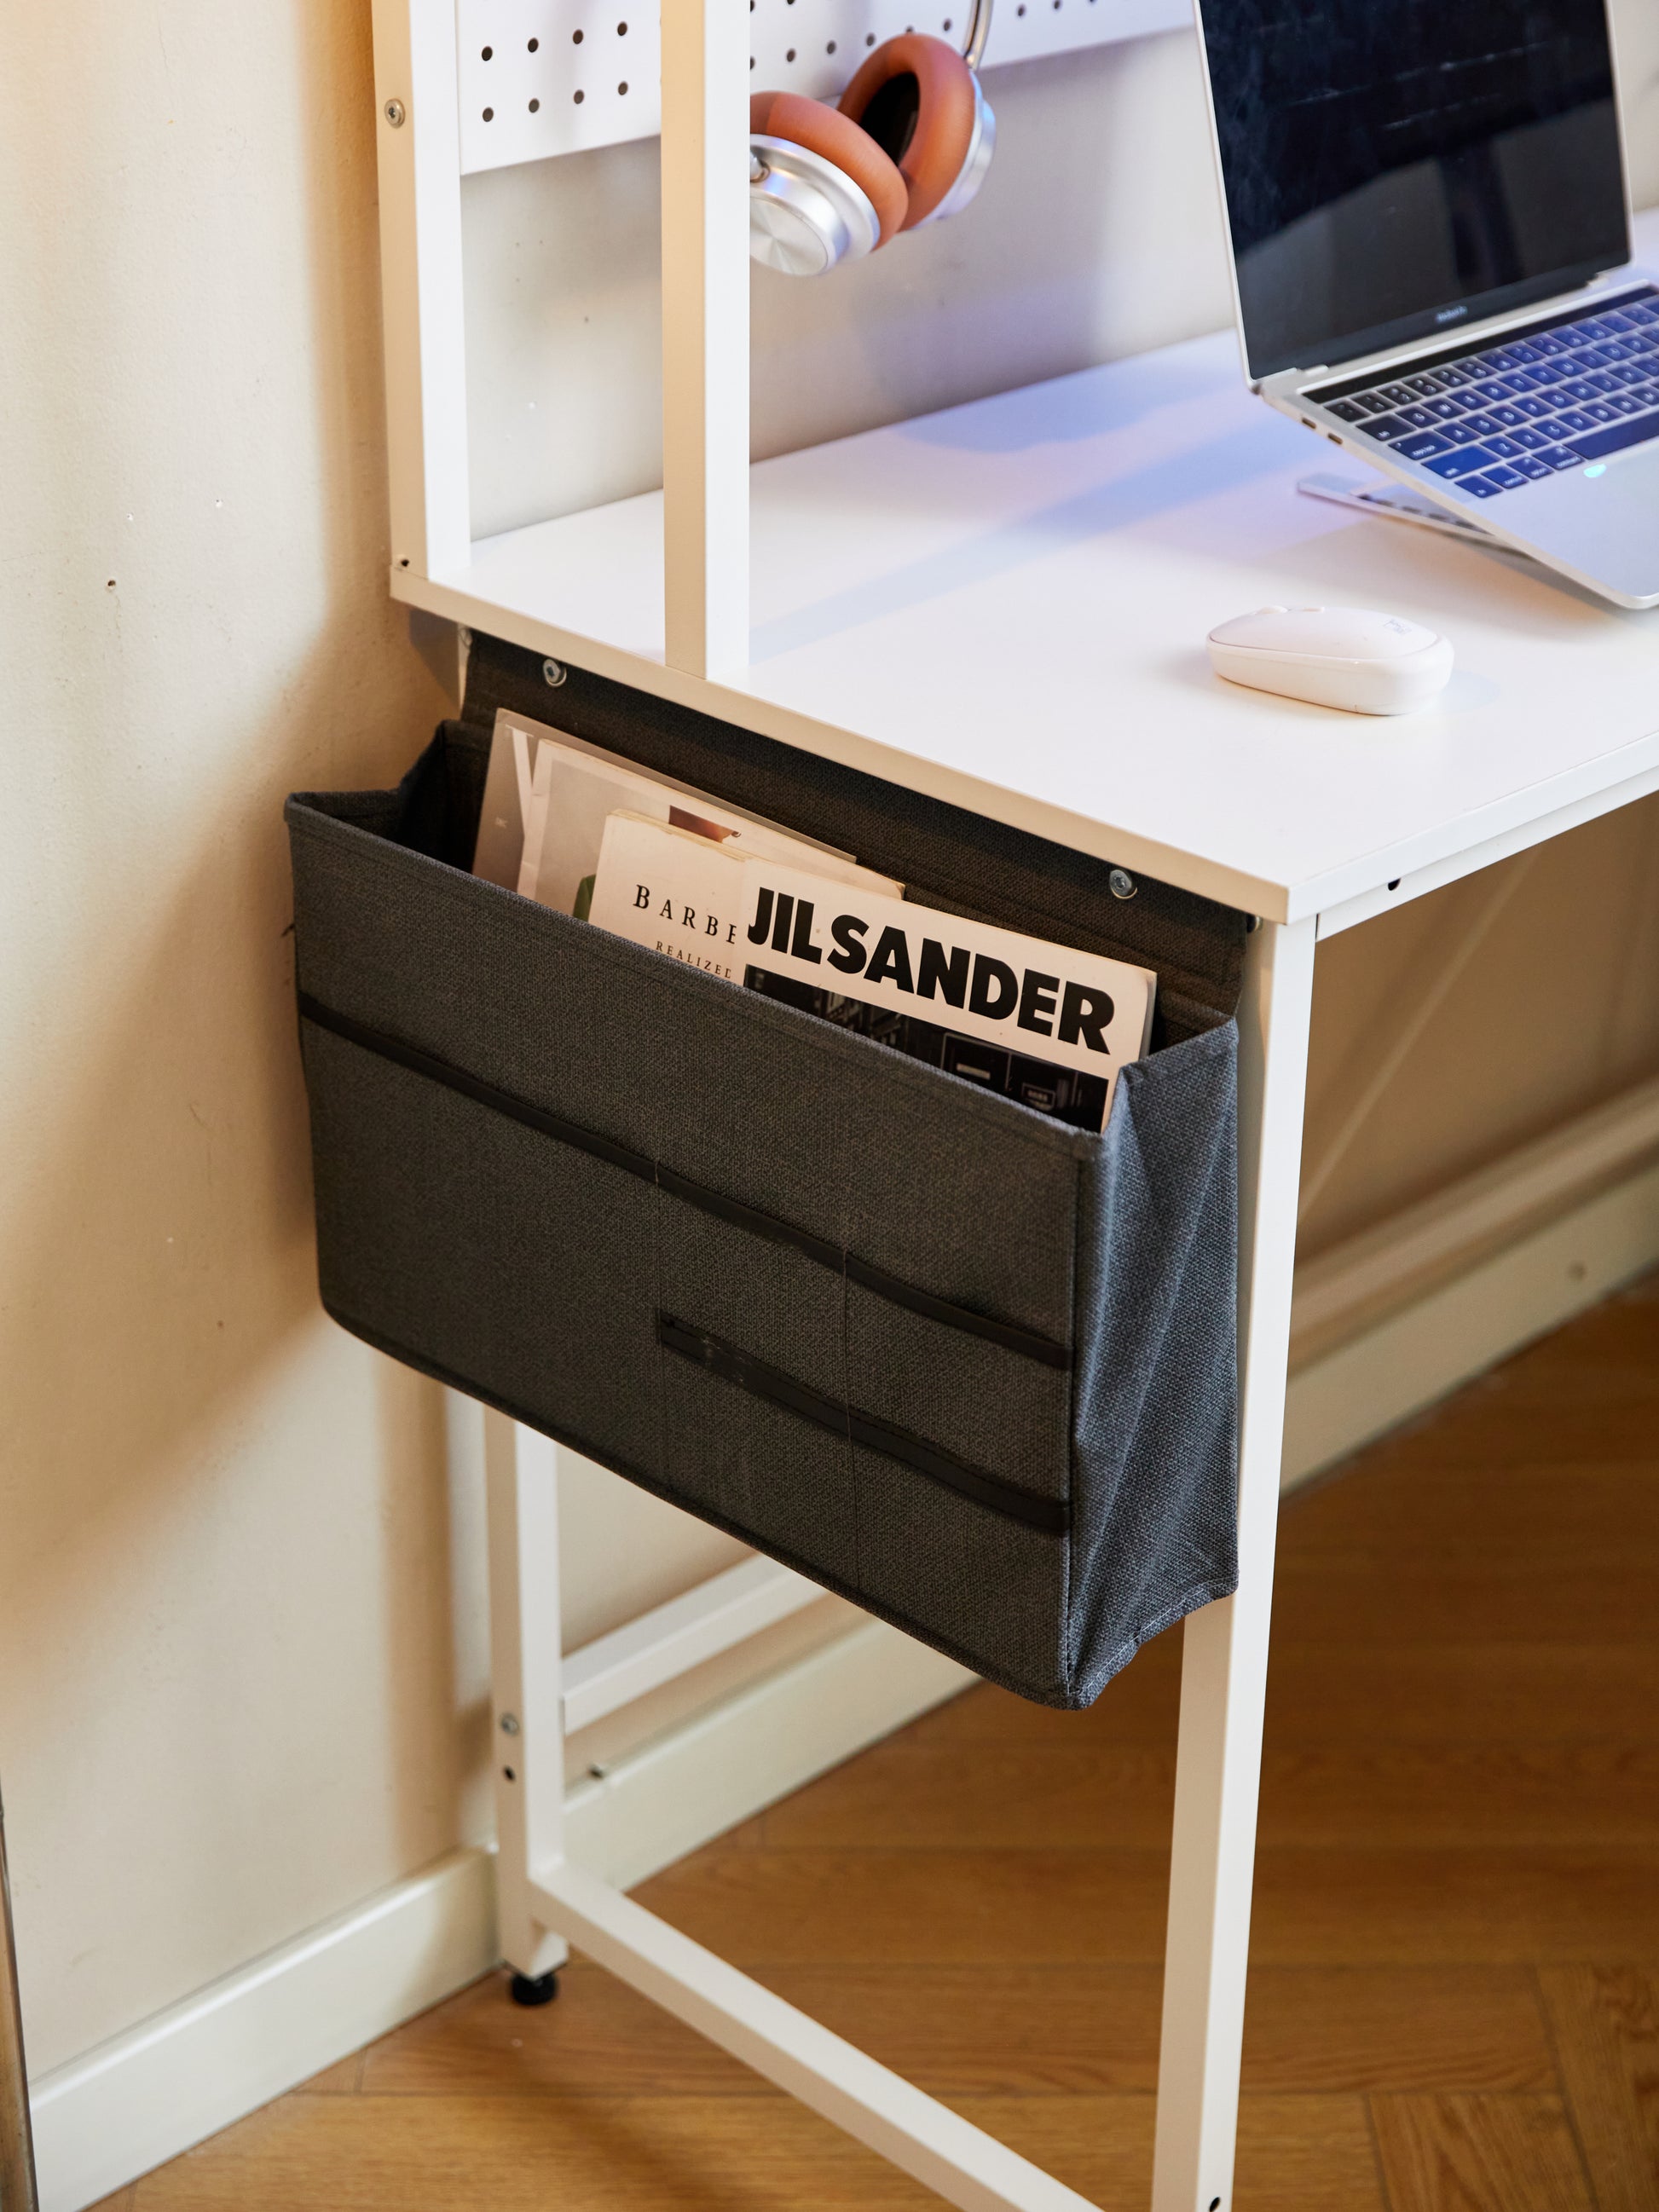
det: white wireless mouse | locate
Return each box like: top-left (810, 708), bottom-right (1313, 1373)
top-left (1206, 605), bottom-right (1454, 716)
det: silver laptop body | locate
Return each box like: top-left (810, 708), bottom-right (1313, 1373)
top-left (1192, 0), bottom-right (1659, 610)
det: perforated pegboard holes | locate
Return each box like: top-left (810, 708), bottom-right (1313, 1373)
top-left (456, 0), bottom-right (1188, 171)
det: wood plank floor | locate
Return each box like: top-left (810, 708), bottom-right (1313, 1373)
top-left (101, 1273), bottom-right (1659, 2210)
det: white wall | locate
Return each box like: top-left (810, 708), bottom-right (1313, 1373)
top-left (3, 0), bottom-right (1658, 2108)
top-left (0, 3), bottom-right (449, 2074)
top-left (0, 0), bottom-right (740, 2082)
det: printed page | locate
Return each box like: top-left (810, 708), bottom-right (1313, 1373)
top-left (587, 814), bottom-right (1156, 1130)
top-left (471, 708), bottom-right (902, 914)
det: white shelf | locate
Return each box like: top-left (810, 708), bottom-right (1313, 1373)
top-left (457, 0), bottom-right (1188, 170)
top-left (373, 17), bottom-right (1657, 2207)
top-left (398, 211), bottom-right (1659, 921)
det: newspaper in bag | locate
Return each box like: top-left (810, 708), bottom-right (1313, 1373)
top-left (472, 709), bottom-right (901, 914)
top-left (587, 813), bottom-right (1156, 1132)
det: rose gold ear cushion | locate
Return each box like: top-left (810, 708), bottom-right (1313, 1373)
top-left (750, 90), bottom-right (908, 245)
top-left (836, 35), bottom-right (978, 229)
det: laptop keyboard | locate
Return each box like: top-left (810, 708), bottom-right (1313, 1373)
top-left (1315, 290), bottom-right (1659, 500)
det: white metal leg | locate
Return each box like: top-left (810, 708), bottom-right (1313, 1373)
top-left (483, 1414), bottom-right (569, 1981)
top-left (1150, 915), bottom-right (1317, 2212)
top-left (562, 1554), bottom-right (820, 1733)
top-left (486, 1424), bottom-right (1099, 2209)
top-left (534, 1857), bottom-right (1100, 2212)
top-left (484, 924), bottom-right (1315, 2209)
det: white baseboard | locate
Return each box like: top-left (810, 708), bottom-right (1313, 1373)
top-left (32, 1076), bottom-right (1659, 2209)
top-left (29, 1620), bottom-right (968, 2212)
top-left (28, 1848), bottom-right (498, 2212)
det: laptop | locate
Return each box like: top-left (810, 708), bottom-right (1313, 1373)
top-left (1192, 0), bottom-right (1659, 609)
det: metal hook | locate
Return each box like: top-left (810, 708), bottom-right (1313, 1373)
top-left (961, 0), bottom-right (993, 72)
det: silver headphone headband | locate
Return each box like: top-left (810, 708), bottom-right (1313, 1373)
top-left (961, 0), bottom-right (992, 71)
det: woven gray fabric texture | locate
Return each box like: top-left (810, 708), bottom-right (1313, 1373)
top-left (285, 655), bottom-right (1244, 1707)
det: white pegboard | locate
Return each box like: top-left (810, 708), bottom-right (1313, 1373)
top-left (457, 0), bottom-right (1189, 170)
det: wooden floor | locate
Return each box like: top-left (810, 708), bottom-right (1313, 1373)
top-left (98, 1275), bottom-right (1659, 2210)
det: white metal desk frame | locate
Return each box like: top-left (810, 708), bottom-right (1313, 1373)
top-left (368, 2), bottom-right (1659, 2203)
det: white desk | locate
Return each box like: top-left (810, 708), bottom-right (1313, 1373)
top-left (407, 207), bottom-right (1659, 930)
top-left (379, 54), bottom-right (1659, 2200)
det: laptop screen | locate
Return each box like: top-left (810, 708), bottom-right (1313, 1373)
top-left (1196, 0), bottom-right (1630, 380)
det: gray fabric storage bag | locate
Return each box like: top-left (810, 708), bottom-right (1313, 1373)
top-left (286, 638), bottom-right (1246, 1708)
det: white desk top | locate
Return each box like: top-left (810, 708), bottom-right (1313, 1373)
top-left (406, 210), bottom-right (1659, 921)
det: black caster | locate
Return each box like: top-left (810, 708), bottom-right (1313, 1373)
top-left (509, 1968), bottom-right (560, 2007)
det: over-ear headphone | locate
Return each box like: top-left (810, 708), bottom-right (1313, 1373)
top-left (749, 0), bottom-right (995, 277)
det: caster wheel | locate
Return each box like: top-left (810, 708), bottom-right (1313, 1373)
top-left (509, 1969), bottom-right (559, 2007)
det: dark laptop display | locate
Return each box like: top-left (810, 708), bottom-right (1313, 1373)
top-left (1197, 0), bottom-right (1630, 378)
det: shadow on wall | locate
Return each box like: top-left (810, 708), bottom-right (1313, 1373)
top-left (751, 31), bottom-right (1234, 463)
top-left (1301, 788), bottom-right (1659, 1262)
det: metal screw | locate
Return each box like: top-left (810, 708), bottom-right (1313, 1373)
top-left (384, 98), bottom-right (407, 126)
top-left (542, 657), bottom-right (567, 688)
top-left (1108, 868), bottom-right (1137, 900)
top-left (500, 1713), bottom-right (520, 1735)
